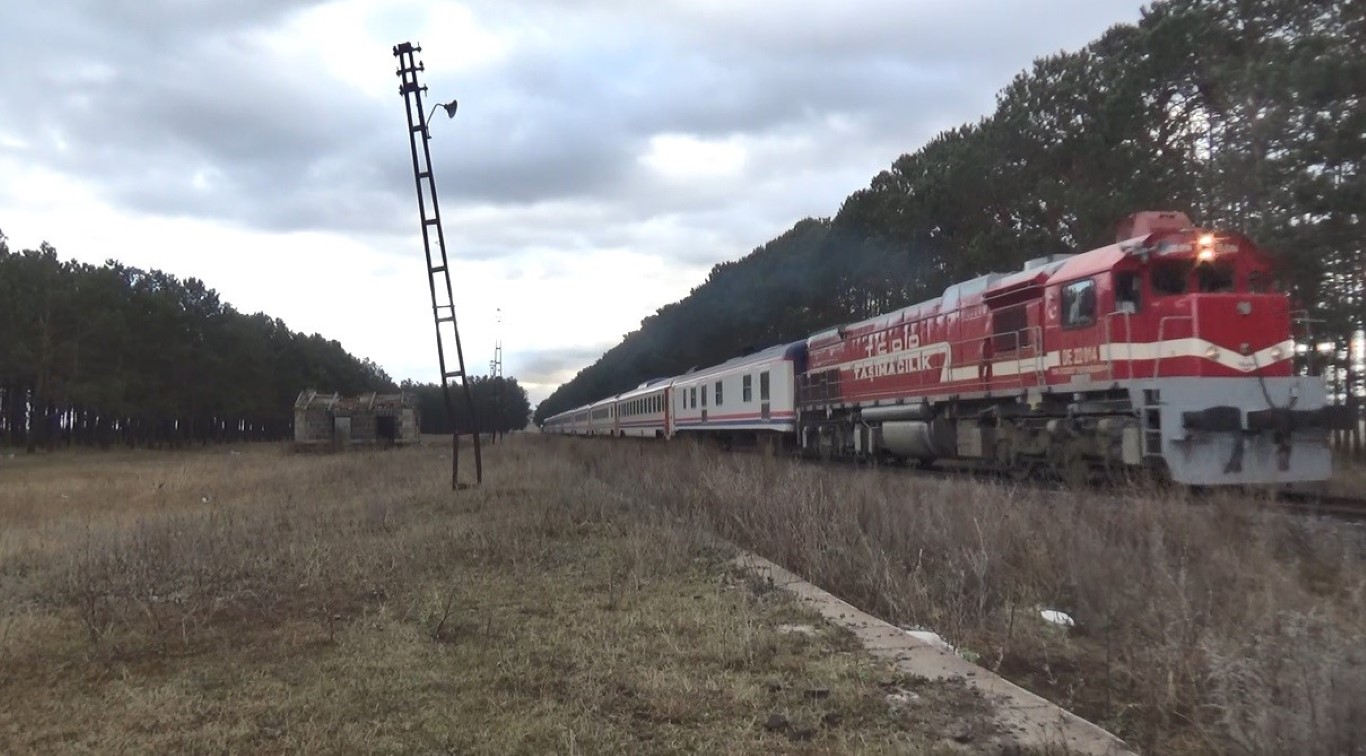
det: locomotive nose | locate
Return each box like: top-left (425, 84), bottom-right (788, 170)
top-left (1191, 295), bottom-right (1293, 376)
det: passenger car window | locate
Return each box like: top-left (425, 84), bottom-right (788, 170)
top-left (1061, 279), bottom-right (1096, 328)
top-left (715, 380), bottom-right (723, 406)
top-left (759, 371), bottom-right (771, 401)
top-left (742, 375), bottom-right (752, 402)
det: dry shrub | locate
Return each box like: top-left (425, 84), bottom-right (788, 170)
top-left (559, 437), bottom-right (1366, 754)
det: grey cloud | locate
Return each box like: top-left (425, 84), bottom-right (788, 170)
top-left (512, 344), bottom-right (616, 387)
top-left (0, 0), bottom-right (1144, 255)
top-left (0, 0), bottom-right (401, 233)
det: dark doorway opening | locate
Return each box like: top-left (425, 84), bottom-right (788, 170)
top-left (376, 415), bottom-right (398, 445)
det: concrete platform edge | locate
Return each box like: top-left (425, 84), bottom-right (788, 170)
top-left (731, 552), bottom-right (1136, 755)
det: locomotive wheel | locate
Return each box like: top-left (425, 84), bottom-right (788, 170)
top-left (1100, 461), bottom-right (1141, 489)
top-left (1051, 449), bottom-right (1093, 488)
top-left (1008, 460), bottom-right (1035, 482)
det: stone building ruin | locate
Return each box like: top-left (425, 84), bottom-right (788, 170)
top-left (293, 390), bottom-right (420, 450)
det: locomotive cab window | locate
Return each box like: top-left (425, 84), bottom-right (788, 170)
top-left (1114, 272), bottom-right (1141, 313)
top-left (1152, 259), bottom-right (1192, 296)
top-left (1247, 269), bottom-right (1277, 293)
top-left (1061, 279), bottom-right (1096, 328)
top-left (1195, 259), bottom-right (1235, 293)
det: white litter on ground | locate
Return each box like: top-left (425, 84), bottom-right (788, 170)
top-left (902, 626), bottom-right (956, 653)
top-left (1040, 609), bottom-right (1076, 628)
top-left (885, 689), bottom-right (920, 707)
top-left (777, 623), bottom-right (817, 636)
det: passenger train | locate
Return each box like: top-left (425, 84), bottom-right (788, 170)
top-left (542, 212), bottom-right (1353, 486)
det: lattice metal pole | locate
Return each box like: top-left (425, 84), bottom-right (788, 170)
top-left (393, 41), bottom-right (482, 489)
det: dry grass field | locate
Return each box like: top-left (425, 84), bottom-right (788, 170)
top-left (563, 439), bottom-right (1366, 755)
top-left (1328, 454), bottom-right (1366, 498)
top-left (0, 439), bottom-right (1001, 753)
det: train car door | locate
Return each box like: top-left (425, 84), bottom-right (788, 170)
top-left (1050, 277), bottom-right (1105, 381)
top-left (663, 386), bottom-right (672, 438)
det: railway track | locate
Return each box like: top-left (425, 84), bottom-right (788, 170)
top-left (615, 436), bottom-right (1366, 524)
top-left (783, 446), bottom-right (1366, 523)
top-left (1273, 490), bottom-right (1366, 522)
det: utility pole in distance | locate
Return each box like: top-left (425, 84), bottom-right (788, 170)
top-left (490, 307), bottom-right (503, 444)
top-left (393, 41), bottom-right (482, 489)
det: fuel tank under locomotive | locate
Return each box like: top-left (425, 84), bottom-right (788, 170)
top-left (861, 404), bottom-right (955, 460)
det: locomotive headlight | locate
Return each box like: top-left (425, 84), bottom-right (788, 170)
top-left (1270, 345), bottom-right (1284, 361)
top-left (1204, 345), bottom-right (1220, 361)
top-left (1196, 233), bottom-right (1217, 262)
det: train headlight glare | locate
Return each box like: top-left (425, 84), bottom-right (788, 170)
top-left (1197, 248), bottom-right (1216, 262)
top-left (1198, 233), bottom-right (1216, 247)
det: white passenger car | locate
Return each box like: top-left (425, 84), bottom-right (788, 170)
top-left (612, 379), bottom-right (672, 438)
top-left (542, 409), bottom-right (574, 434)
top-left (586, 397), bottom-right (616, 436)
top-left (670, 342), bottom-right (805, 445)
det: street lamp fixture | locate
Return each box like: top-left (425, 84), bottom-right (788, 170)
top-left (425, 99), bottom-right (459, 135)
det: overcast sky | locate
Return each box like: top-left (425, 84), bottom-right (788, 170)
top-left (0, 0), bottom-right (1146, 406)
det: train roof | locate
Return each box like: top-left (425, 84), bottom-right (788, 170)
top-left (587, 396), bottom-right (617, 411)
top-left (670, 341), bottom-right (806, 383)
top-left (811, 239), bottom-right (1140, 346)
top-left (615, 378), bottom-right (671, 401)
top-left (544, 406), bottom-right (580, 422)
top-left (1041, 244), bottom-right (1128, 284)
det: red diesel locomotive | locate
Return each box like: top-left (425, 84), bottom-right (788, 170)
top-left (796, 211), bottom-right (1351, 484)
top-left (544, 211), bottom-right (1351, 486)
